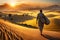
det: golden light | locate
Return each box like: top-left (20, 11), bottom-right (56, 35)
top-left (9, 0), bottom-right (17, 7)
top-left (9, 3), bottom-right (16, 7)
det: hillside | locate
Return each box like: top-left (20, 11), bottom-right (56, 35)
top-left (44, 5), bottom-right (60, 10)
top-left (0, 19), bottom-right (60, 40)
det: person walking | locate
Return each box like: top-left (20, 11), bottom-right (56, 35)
top-left (36, 9), bottom-right (50, 35)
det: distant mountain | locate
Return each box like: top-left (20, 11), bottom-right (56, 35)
top-left (0, 3), bottom-right (10, 9)
top-left (0, 3), bottom-right (14, 11)
top-left (0, 3), bottom-right (60, 10)
top-left (16, 4), bottom-right (41, 10)
top-left (44, 5), bottom-right (60, 10)
top-left (0, 3), bottom-right (41, 10)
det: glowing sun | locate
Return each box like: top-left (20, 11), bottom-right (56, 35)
top-left (10, 3), bottom-right (16, 7)
top-left (9, 0), bottom-right (17, 7)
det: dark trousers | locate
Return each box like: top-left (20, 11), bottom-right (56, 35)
top-left (38, 21), bottom-right (44, 34)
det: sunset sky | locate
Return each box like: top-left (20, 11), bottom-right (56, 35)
top-left (0, 0), bottom-right (60, 5)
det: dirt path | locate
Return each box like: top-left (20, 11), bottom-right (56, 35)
top-left (0, 19), bottom-right (60, 40)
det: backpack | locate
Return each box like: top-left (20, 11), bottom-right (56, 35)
top-left (44, 16), bottom-right (50, 25)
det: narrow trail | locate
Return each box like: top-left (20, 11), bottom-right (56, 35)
top-left (0, 19), bottom-right (60, 40)
top-left (0, 20), bottom-right (23, 40)
top-left (0, 19), bottom-right (47, 40)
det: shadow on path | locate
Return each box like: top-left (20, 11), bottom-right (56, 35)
top-left (42, 34), bottom-right (60, 40)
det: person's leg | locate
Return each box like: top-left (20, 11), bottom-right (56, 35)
top-left (38, 23), bottom-right (44, 35)
top-left (40, 26), bottom-right (43, 35)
